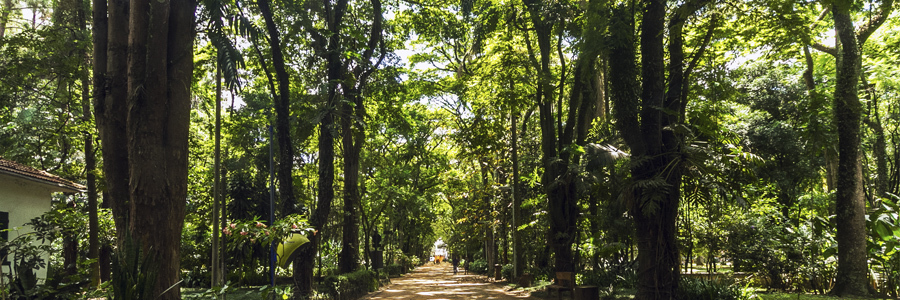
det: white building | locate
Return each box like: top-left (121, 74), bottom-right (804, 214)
top-left (0, 157), bottom-right (84, 279)
top-left (433, 238), bottom-right (447, 257)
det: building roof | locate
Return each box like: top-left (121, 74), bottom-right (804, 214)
top-left (0, 157), bottom-right (86, 193)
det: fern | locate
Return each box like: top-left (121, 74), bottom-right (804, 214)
top-left (110, 235), bottom-right (159, 300)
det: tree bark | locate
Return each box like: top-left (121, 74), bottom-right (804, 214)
top-left (94, 0), bottom-right (194, 298)
top-left (338, 93), bottom-right (362, 272)
top-left (829, 1), bottom-right (868, 296)
top-left (212, 65), bottom-right (223, 288)
top-left (96, 0), bottom-right (130, 236)
top-left (633, 1), bottom-right (681, 298)
top-left (86, 0), bottom-right (103, 287)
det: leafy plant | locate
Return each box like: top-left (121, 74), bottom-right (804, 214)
top-left (467, 259), bottom-right (488, 274)
top-left (183, 282), bottom-right (233, 300)
top-left (677, 278), bottom-right (755, 300)
top-left (110, 236), bottom-right (159, 300)
top-left (868, 194), bottom-right (900, 297)
top-left (0, 215), bottom-right (92, 300)
top-left (321, 269), bottom-right (379, 300)
top-left (501, 263), bottom-right (514, 281)
top-left (383, 264), bottom-right (404, 276)
top-left (259, 284), bottom-right (291, 300)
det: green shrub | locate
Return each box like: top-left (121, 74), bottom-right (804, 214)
top-left (723, 213), bottom-right (835, 291)
top-left (501, 264), bottom-right (514, 281)
top-left (676, 278), bottom-right (753, 300)
top-left (111, 235), bottom-right (159, 300)
top-left (383, 264), bottom-right (404, 276)
top-left (321, 269), bottom-right (379, 300)
top-left (468, 259), bottom-right (488, 274)
top-left (396, 254), bottom-right (421, 271)
top-left (577, 268), bottom-right (634, 289)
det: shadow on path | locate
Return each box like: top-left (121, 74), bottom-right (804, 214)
top-left (362, 263), bottom-right (537, 299)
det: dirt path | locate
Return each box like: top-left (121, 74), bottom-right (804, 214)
top-left (362, 263), bottom-right (539, 300)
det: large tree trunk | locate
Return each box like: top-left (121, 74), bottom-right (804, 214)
top-left (633, 0), bottom-right (680, 298)
top-left (95, 0), bottom-right (194, 299)
top-left (96, 0), bottom-right (129, 236)
top-left (125, 1), bottom-right (194, 299)
top-left (829, 1), bottom-right (868, 296)
top-left (338, 93), bottom-right (361, 273)
top-left (80, 0), bottom-right (102, 287)
top-left (607, 0), bottom-right (710, 297)
top-left (293, 105), bottom-right (335, 295)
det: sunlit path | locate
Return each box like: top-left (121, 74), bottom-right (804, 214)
top-left (362, 263), bottom-right (536, 300)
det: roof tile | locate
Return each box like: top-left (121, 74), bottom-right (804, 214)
top-left (0, 157), bottom-right (86, 192)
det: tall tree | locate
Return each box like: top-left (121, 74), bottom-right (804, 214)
top-left (521, 0), bottom-right (607, 274)
top-left (211, 65), bottom-right (223, 288)
top-left (54, 0), bottom-right (84, 280)
top-left (609, 0), bottom-right (713, 297)
top-left (81, 0), bottom-right (100, 286)
top-left (338, 0), bottom-right (384, 274)
top-left (96, 0), bottom-right (130, 237)
top-left (293, 0), bottom-right (348, 295)
top-left (827, 0), bottom-right (893, 295)
top-left (522, 0), bottom-right (577, 274)
top-left (94, 0), bottom-right (195, 298)
top-left (256, 0), bottom-right (298, 218)
top-left (799, 0), bottom-right (895, 295)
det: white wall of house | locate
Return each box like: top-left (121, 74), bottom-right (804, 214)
top-left (0, 176), bottom-right (54, 280)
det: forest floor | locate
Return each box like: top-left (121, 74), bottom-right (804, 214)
top-left (361, 263), bottom-right (539, 299)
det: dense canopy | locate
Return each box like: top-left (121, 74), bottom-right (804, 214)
top-left (1, 0), bottom-right (899, 299)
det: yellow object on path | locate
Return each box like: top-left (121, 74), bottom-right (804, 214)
top-left (276, 232), bottom-right (310, 268)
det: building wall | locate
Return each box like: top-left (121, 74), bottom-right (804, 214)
top-left (0, 176), bottom-right (53, 280)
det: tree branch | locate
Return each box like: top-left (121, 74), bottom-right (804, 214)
top-left (856, 0), bottom-right (894, 46)
top-left (809, 41), bottom-right (837, 57)
top-left (684, 14), bottom-right (717, 80)
top-left (805, 7), bottom-right (836, 57)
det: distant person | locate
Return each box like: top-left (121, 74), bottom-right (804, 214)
top-left (452, 257), bottom-right (459, 274)
top-left (464, 259), bottom-right (470, 275)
